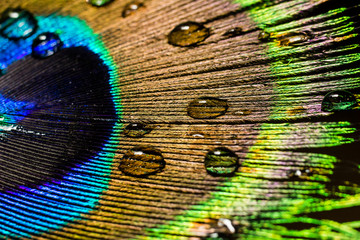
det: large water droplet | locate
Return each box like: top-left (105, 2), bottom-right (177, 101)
top-left (0, 8), bottom-right (37, 40)
top-left (187, 97), bottom-right (228, 119)
top-left (277, 31), bottom-right (310, 46)
top-left (123, 123), bottom-right (152, 138)
top-left (119, 146), bottom-right (165, 177)
top-left (321, 90), bottom-right (357, 112)
top-left (204, 147), bottom-right (238, 176)
top-left (87, 0), bottom-right (114, 7)
top-left (168, 21), bottom-right (210, 47)
top-left (32, 32), bottom-right (63, 59)
top-left (122, 1), bottom-right (143, 17)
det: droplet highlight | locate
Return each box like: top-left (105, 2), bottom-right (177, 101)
top-left (224, 27), bottom-right (243, 38)
top-left (288, 168), bottom-right (314, 179)
top-left (277, 31), bottom-right (311, 46)
top-left (119, 146), bottom-right (165, 177)
top-left (191, 218), bottom-right (242, 239)
top-left (187, 97), bottom-right (228, 119)
top-left (321, 90), bottom-right (357, 112)
top-left (32, 32), bottom-right (63, 59)
top-left (258, 30), bottom-right (270, 42)
top-left (122, 1), bottom-right (144, 17)
top-left (0, 8), bottom-right (37, 40)
top-left (204, 147), bottom-right (238, 176)
top-left (123, 123), bottom-right (152, 138)
top-left (168, 21), bottom-right (210, 47)
top-left (87, 0), bottom-right (114, 7)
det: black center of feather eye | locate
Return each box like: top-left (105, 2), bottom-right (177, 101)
top-left (0, 46), bottom-right (116, 191)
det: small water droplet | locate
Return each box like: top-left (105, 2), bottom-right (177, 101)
top-left (123, 123), bottom-right (152, 137)
top-left (288, 168), bottom-right (314, 179)
top-left (258, 30), bottom-right (270, 42)
top-left (190, 218), bottom-right (242, 239)
top-left (224, 27), bottom-right (243, 37)
top-left (321, 90), bottom-right (357, 112)
top-left (187, 97), bottom-right (228, 119)
top-left (168, 21), bottom-right (210, 47)
top-left (191, 132), bottom-right (205, 138)
top-left (32, 32), bottom-right (63, 59)
top-left (0, 8), bottom-right (37, 40)
top-left (122, 1), bottom-right (144, 17)
top-left (205, 147), bottom-right (238, 176)
top-left (87, 0), bottom-right (114, 7)
top-left (234, 109), bottom-right (252, 116)
top-left (119, 146), bottom-right (165, 177)
top-left (277, 31), bottom-right (311, 46)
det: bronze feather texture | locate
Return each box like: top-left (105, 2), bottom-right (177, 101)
top-left (0, 0), bottom-right (359, 239)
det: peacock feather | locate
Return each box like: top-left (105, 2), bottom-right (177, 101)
top-left (0, 0), bottom-right (359, 239)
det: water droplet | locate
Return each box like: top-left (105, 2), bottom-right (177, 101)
top-left (277, 31), bottom-right (311, 46)
top-left (122, 1), bottom-right (144, 17)
top-left (123, 123), bottom-right (152, 138)
top-left (168, 21), bottom-right (210, 47)
top-left (224, 27), bottom-right (243, 37)
top-left (0, 8), bottom-right (37, 40)
top-left (32, 32), bottom-right (63, 59)
top-left (321, 90), bottom-right (357, 112)
top-left (187, 97), bottom-right (228, 119)
top-left (87, 0), bottom-right (114, 7)
top-left (204, 147), bottom-right (238, 176)
top-left (190, 218), bottom-right (241, 239)
top-left (258, 30), bottom-right (270, 42)
top-left (288, 168), bottom-right (314, 179)
top-left (234, 109), bottom-right (252, 116)
top-left (119, 146), bottom-right (165, 177)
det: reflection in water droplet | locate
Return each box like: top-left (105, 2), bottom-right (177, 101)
top-left (122, 1), bottom-right (143, 17)
top-left (234, 109), bottom-right (252, 116)
top-left (205, 147), bottom-right (238, 176)
top-left (288, 168), bottom-right (314, 179)
top-left (119, 146), bottom-right (165, 177)
top-left (224, 27), bottom-right (243, 38)
top-left (32, 32), bottom-right (63, 59)
top-left (190, 218), bottom-right (241, 239)
top-left (168, 21), bottom-right (210, 47)
top-left (87, 0), bottom-right (114, 7)
top-left (258, 30), bottom-right (270, 42)
top-left (321, 90), bottom-right (357, 112)
top-left (191, 132), bottom-right (205, 138)
top-left (0, 8), bottom-right (37, 40)
top-left (123, 123), bottom-right (152, 138)
top-left (277, 31), bottom-right (310, 46)
top-left (187, 97), bottom-right (228, 119)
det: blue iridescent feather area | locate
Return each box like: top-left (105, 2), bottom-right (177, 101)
top-left (0, 13), bottom-right (121, 238)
